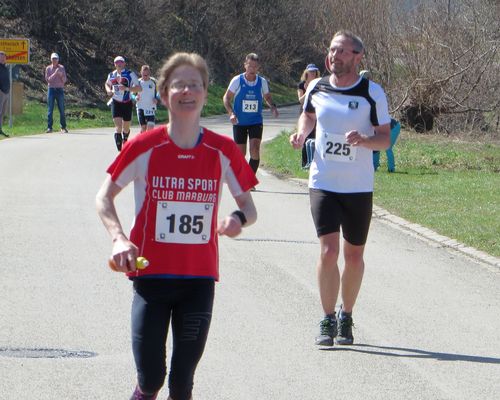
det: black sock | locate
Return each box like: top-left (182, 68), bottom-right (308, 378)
top-left (249, 158), bottom-right (260, 174)
top-left (114, 132), bottom-right (123, 151)
top-left (123, 131), bottom-right (130, 142)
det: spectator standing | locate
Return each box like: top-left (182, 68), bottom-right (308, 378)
top-left (45, 52), bottom-right (68, 133)
top-left (0, 51), bottom-right (10, 138)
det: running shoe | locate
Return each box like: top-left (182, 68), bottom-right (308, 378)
top-left (46, 128), bottom-right (53, 133)
top-left (315, 314), bottom-right (337, 346)
top-left (61, 128), bottom-right (68, 133)
top-left (0, 130), bottom-right (9, 137)
top-left (130, 386), bottom-right (158, 400)
top-left (335, 313), bottom-right (354, 345)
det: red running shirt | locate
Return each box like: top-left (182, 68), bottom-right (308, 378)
top-left (107, 125), bottom-right (258, 280)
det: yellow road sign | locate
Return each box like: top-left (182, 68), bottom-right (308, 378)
top-left (0, 38), bottom-right (30, 64)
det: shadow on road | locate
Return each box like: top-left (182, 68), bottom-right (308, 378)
top-left (321, 343), bottom-right (500, 365)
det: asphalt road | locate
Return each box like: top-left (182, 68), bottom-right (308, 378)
top-left (0, 106), bottom-right (499, 399)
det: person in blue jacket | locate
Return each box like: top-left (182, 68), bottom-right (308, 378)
top-left (373, 118), bottom-right (401, 172)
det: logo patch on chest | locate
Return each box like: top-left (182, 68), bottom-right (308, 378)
top-left (348, 101), bottom-right (359, 110)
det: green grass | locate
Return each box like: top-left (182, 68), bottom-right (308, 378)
top-left (1, 83), bottom-right (297, 136)
top-left (261, 131), bottom-right (500, 258)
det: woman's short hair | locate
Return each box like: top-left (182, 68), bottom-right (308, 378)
top-left (157, 52), bottom-right (209, 95)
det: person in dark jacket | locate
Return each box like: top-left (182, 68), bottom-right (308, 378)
top-left (0, 51), bottom-right (10, 137)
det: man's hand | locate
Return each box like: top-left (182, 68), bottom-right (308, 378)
top-left (290, 132), bottom-right (305, 149)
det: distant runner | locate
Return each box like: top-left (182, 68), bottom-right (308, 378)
top-left (105, 56), bottom-right (141, 151)
top-left (135, 65), bottom-right (159, 132)
top-left (223, 53), bottom-right (279, 178)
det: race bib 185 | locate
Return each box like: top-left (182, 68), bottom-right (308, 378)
top-left (155, 201), bottom-right (214, 244)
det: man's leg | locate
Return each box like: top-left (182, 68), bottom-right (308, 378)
top-left (232, 125), bottom-right (247, 157)
top-left (47, 88), bottom-right (55, 131)
top-left (248, 124), bottom-right (263, 174)
top-left (317, 232), bottom-right (341, 316)
top-left (386, 148), bottom-right (395, 172)
top-left (248, 138), bottom-right (261, 173)
top-left (373, 151), bottom-right (380, 171)
top-left (315, 232), bottom-right (341, 346)
top-left (340, 242), bottom-right (366, 313)
top-left (56, 89), bottom-right (67, 130)
top-left (122, 120), bottom-right (131, 143)
top-left (0, 91), bottom-right (9, 136)
top-left (113, 117), bottom-right (124, 151)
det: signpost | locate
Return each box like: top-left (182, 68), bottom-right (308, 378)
top-left (0, 38), bottom-right (30, 64)
top-left (0, 38), bottom-right (30, 128)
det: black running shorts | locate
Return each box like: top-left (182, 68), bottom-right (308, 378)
top-left (233, 124), bottom-right (263, 144)
top-left (111, 100), bottom-right (133, 121)
top-left (309, 188), bottom-right (373, 246)
top-left (137, 108), bottom-right (156, 126)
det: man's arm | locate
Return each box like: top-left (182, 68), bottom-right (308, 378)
top-left (223, 89), bottom-right (238, 125)
top-left (263, 92), bottom-right (279, 118)
top-left (290, 111), bottom-right (316, 149)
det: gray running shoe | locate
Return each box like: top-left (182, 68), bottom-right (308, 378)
top-left (315, 315), bottom-right (337, 346)
top-left (335, 314), bottom-right (354, 345)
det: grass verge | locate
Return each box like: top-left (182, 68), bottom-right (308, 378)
top-left (261, 131), bottom-right (500, 258)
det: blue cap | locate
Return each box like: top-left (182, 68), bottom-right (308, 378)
top-left (306, 64), bottom-right (319, 71)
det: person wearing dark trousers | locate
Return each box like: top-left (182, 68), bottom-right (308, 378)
top-left (0, 51), bottom-right (10, 138)
top-left (45, 53), bottom-right (68, 133)
top-left (97, 52), bottom-right (257, 400)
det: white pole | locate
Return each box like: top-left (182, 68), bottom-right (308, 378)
top-left (8, 64), bottom-right (13, 128)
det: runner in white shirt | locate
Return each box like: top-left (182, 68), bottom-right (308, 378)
top-left (136, 65), bottom-right (159, 132)
top-left (290, 30), bottom-right (391, 347)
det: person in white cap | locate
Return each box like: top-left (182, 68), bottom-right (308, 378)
top-left (105, 56), bottom-right (142, 151)
top-left (45, 52), bottom-right (68, 133)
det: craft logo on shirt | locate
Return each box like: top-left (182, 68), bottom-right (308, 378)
top-left (178, 154), bottom-right (195, 160)
top-left (348, 101), bottom-right (359, 110)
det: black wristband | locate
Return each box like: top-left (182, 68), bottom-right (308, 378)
top-left (231, 210), bottom-right (247, 226)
